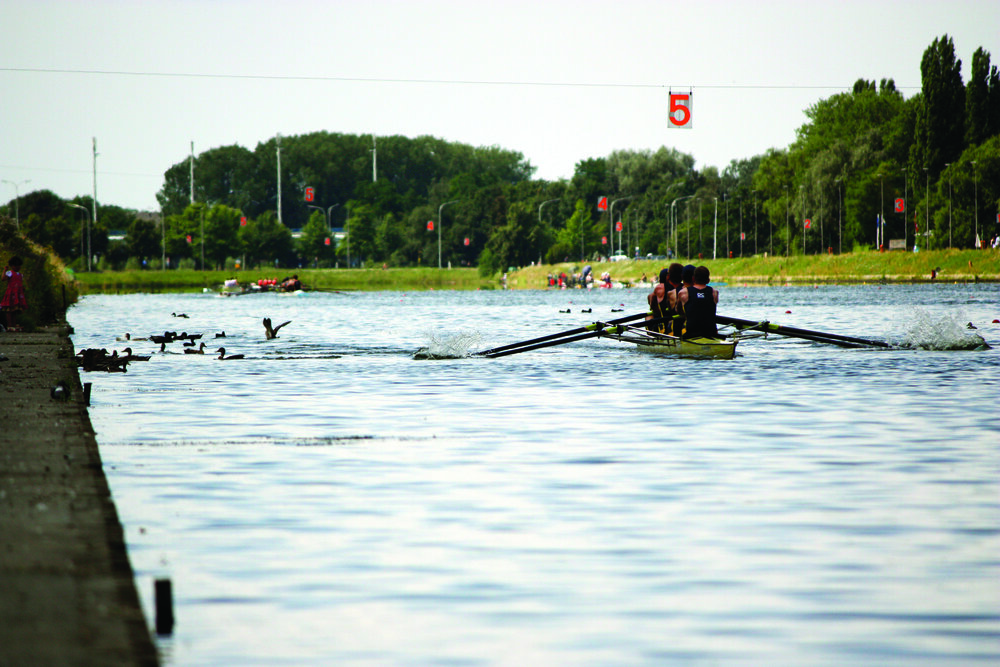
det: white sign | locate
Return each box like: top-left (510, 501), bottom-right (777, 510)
top-left (667, 91), bottom-right (693, 129)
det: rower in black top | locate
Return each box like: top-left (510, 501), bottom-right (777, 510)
top-left (676, 265), bottom-right (720, 339)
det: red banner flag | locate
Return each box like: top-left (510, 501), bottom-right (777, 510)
top-left (597, 196), bottom-right (608, 211)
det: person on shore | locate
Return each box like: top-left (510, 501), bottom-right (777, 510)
top-left (676, 265), bottom-right (720, 340)
top-left (1, 256), bottom-right (27, 332)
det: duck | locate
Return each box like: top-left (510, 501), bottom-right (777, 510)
top-left (184, 342), bottom-right (207, 354)
top-left (214, 331), bottom-right (227, 338)
top-left (116, 332), bottom-right (149, 342)
top-left (121, 347), bottom-right (150, 361)
top-left (215, 347), bottom-right (244, 360)
top-left (581, 308), bottom-right (592, 313)
top-left (183, 339), bottom-right (197, 347)
top-left (559, 309), bottom-right (571, 313)
top-left (611, 308), bottom-right (624, 312)
top-left (172, 312), bottom-right (189, 318)
top-left (263, 317), bottom-right (291, 340)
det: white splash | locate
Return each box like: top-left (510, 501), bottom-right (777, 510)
top-left (413, 331), bottom-right (484, 359)
top-left (900, 310), bottom-right (989, 350)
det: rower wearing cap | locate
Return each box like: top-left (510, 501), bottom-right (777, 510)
top-left (676, 265), bottom-right (720, 339)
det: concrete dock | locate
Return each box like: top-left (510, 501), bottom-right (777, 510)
top-left (0, 327), bottom-right (157, 666)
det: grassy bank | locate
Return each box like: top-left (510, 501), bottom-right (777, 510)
top-left (506, 248), bottom-right (1000, 289)
top-left (73, 266), bottom-right (497, 294)
top-left (65, 248), bottom-right (999, 295)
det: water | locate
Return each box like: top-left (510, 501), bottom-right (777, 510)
top-left (68, 284), bottom-right (1000, 665)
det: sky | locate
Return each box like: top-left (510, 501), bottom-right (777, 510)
top-left (1, 0), bottom-right (998, 212)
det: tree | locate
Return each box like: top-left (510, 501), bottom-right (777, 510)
top-left (297, 211), bottom-right (336, 267)
top-left (966, 47), bottom-right (1000, 146)
top-left (239, 211), bottom-right (294, 269)
top-left (125, 217), bottom-right (161, 263)
top-left (912, 35), bottom-right (966, 178)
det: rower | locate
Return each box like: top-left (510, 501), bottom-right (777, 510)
top-left (676, 265), bottom-right (720, 340)
top-left (646, 283), bottom-right (670, 333)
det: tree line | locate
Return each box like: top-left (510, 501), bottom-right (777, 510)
top-left (3, 35), bottom-right (998, 274)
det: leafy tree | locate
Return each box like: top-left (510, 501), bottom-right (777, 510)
top-left (297, 211), bottom-right (336, 267)
top-left (239, 211), bottom-right (294, 268)
top-left (911, 35), bottom-right (966, 178)
top-left (966, 47), bottom-right (1000, 146)
top-left (125, 217), bottom-right (161, 263)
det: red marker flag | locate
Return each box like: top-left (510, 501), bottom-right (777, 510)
top-left (597, 196), bottom-right (608, 211)
top-left (426, 221), bottom-right (434, 231)
top-left (894, 198), bottom-right (905, 213)
top-left (804, 219), bottom-right (811, 229)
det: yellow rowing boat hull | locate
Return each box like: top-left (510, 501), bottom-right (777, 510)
top-left (610, 333), bottom-right (738, 359)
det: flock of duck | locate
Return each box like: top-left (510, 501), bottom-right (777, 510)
top-left (75, 315), bottom-right (291, 372)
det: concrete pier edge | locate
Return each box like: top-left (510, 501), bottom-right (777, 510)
top-left (1, 326), bottom-right (158, 666)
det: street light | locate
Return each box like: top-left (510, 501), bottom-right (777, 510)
top-left (784, 185), bottom-right (789, 257)
top-left (438, 199), bottom-right (460, 268)
top-left (971, 160), bottom-right (979, 247)
top-left (538, 198), bottom-right (559, 262)
top-left (835, 178), bottom-right (843, 254)
top-left (68, 203), bottom-right (89, 269)
top-left (1, 179), bottom-right (30, 229)
top-left (610, 197), bottom-right (632, 257)
top-left (945, 164), bottom-right (952, 247)
top-left (752, 189), bottom-right (758, 256)
top-left (712, 196), bottom-right (719, 259)
top-left (876, 174), bottom-right (883, 250)
top-left (670, 195), bottom-right (694, 258)
top-left (800, 185), bottom-right (806, 255)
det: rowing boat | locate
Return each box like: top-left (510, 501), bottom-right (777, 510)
top-left (602, 327), bottom-right (738, 359)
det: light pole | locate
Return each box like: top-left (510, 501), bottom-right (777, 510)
top-left (712, 196), bottom-right (719, 259)
top-left (538, 198), bottom-right (559, 262)
top-left (610, 197), bottom-right (632, 256)
top-left (68, 203), bottom-right (89, 269)
top-left (945, 164), bottom-right (952, 247)
top-left (1, 179), bottom-right (30, 229)
top-left (902, 168), bottom-right (907, 250)
top-left (876, 174), bottom-right (884, 250)
top-left (670, 195), bottom-right (694, 257)
top-left (752, 190), bottom-right (758, 256)
top-left (800, 185), bottom-right (806, 255)
top-left (438, 199), bottom-right (459, 268)
top-left (835, 178), bottom-right (842, 254)
top-left (784, 185), bottom-right (789, 257)
top-left (971, 160), bottom-right (979, 247)
top-left (923, 167), bottom-right (929, 250)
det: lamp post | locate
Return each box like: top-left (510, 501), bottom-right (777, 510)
top-left (800, 185), bottom-right (806, 255)
top-left (712, 196), bottom-right (719, 259)
top-left (784, 185), bottom-right (789, 257)
top-left (752, 190), bottom-right (758, 256)
top-left (876, 174), bottom-right (883, 250)
top-left (68, 203), bottom-right (89, 269)
top-left (1, 179), bottom-right (30, 229)
top-left (971, 160), bottom-right (979, 247)
top-left (923, 167), bottom-right (929, 249)
top-left (610, 197), bottom-right (632, 257)
top-left (835, 178), bottom-right (843, 255)
top-left (670, 195), bottom-right (694, 258)
top-left (438, 200), bottom-right (459, 268)
top-left (902, 169), bottom-right (907, 251)
top-left (945, 164), bottom-right (952, 248)
top-left (538, 198), bottom-right (559, 262)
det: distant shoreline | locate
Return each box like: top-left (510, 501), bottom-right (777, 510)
top-left (67, 248), bottom-right (998, 294)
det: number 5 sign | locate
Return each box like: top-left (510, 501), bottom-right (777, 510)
top-left (668, 91), bottom-right (693, 129)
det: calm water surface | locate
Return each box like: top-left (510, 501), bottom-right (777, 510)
top-left (68, 284), bottom-right (1000, 665)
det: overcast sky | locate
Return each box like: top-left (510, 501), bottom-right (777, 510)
top-left (1, 0), bottom-right (997, 212)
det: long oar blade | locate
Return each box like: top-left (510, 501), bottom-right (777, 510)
top-left (475, 311), bottom-right (647, 357)
top-left (716, 314), bottom-right (890, 348)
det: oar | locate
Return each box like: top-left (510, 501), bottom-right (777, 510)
top-left (715, 314), bottom-right (891, 348)
top-left (476, 311), bottom-right (649, 358)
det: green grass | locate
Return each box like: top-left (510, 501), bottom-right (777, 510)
top-left (67, 249), bottom-right (999, 294)
top-left (73, 267), bottom-right (497, 294)
top-left (507, 249), bottom-right (1000, 288)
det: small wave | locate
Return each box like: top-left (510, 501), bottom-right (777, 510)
top-left (900, 310), bottom-right (990, 350)
top-left (413, 330), bottom-right (483, 359)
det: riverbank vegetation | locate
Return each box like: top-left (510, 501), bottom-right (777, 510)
top-left (3, 35), bottom-right (998, 281)
top-left (0, 221), bottom-right (78, 328)
top-left (67, 248), bottom-right (997, 294)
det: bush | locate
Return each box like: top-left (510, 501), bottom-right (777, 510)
top-left (0, 219), bottom-right (79, 328)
